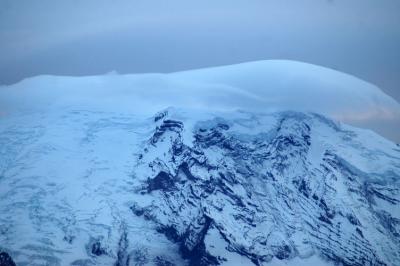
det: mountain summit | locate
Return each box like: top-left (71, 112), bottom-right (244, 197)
top-left (0, 61), bottom-right (399, 265)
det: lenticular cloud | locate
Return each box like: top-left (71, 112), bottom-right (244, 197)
top-left (1, 60), bottom-right (399, 129)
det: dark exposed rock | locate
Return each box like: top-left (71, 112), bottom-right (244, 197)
top-left (134, 111), bottom-right (399, 266)
top-left (275, 245), bottom-right (292, 260)
top-left (130, 204), bottom-right (145, 216)
top-left (151, 119), bottom-right (184, 144)
top-left (91, 241), bottom-right (106, 256)
top-left (115, 229), bottom-right (129, 266)
top-left (154, 110), bottom-right (168, 122)
top-left (356, 228), bottom-right (364, 238)
top-left (147, 171), bottom-right (176, 192)
top-left (63, 234), bottom-right (75, 244)
top-left (376, 211), bottom-right (400, 237)
top-left (156, 217), bottom-right (220, 266)
top-left (295, 178), bottom-right (311, 198)
top-left (0, 252), bottom-right (16, 266)
top-left (346, 213), bottom-right (361, 226)
top-left (180, 216), bottom-right (220, 266)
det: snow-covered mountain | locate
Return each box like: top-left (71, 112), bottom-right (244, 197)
top-left (0, 61), bottom-right (399, 265)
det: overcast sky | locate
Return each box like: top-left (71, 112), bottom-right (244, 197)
top-left (0, 0), bottom-right (399, 101)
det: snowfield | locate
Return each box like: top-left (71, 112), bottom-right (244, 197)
top-left (0, 61), bottom-right (399, 265)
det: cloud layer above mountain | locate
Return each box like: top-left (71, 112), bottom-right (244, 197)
top-left (1, 60), bottom-right (399, 142)
top-left (1, 0), bottom-right (400, 104)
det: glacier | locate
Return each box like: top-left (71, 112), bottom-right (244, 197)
top-left (0, 61), bottom-right (399, 265)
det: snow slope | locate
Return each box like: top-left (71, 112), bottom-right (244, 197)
top-left (0, 108), bottom-right (399, 265)
top-left (0, 61), bottom-right (399, 265)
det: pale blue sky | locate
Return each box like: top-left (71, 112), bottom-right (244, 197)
top-left (1, 0), bottom-right (399, 103)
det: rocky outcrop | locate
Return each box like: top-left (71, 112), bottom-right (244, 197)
top-left (1, 108), bottom-right (399, 266)
top-left (0, 252), bottom-right (16, 266)
top-left (132, 110), bottom-right (400, 266)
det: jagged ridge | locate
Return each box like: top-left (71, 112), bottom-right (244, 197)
top-left (132, 110), bottom-right (400, 266)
